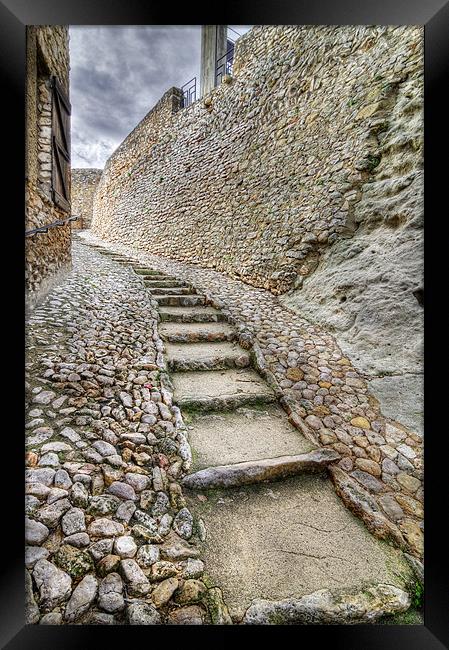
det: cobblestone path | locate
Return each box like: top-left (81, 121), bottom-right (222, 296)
top-left (24, 236), bottom-right (421, 625)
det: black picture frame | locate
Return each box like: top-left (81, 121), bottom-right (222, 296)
top-left (2, 0), bottom-right (447, 647)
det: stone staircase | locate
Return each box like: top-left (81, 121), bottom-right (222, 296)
top-left (83, 243), bottom-right (415, 625)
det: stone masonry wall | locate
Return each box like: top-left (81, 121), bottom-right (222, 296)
top-left (72, 169), bottom-right (103, 229)
top-left (26, 26), bottom-right (71, 312)
top-left (92, 25), bottom-right (422, 297)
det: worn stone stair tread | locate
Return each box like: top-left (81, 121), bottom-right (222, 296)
top-left (186, 473), bottom-right (414, 621)
top-left (155, 294), bottom-right (206, 306)
top-left (166, 341), bottom-right (250, 371)
top-left (144, 280), bottom-right (188, 288)
top-left (186, 406), bottom-right (315, 469)
top-left (182, 448), bottom-right (339, 489)
top-left (159, 306), bottom-right (227, 323)
top-left (149, 287), bottom-right (195, 295)
top-left (133, 268), bottom-right (167, 276)
top-left (160, 321), bottom-right (236, 343)
top-left (172, 368), bottom-right (276, 411)
top-left (166, 341), bottom-right (246, 361)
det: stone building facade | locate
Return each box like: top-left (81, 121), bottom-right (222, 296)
top-left (25, 26), bottom-right (71, 311)
top-left (71, 169), bottom-right (102, 229)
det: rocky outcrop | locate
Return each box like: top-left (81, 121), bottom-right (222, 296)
top-left (281, 69), bottom-right (423, 437)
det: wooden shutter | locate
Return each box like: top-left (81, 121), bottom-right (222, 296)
top-left (51, 75), bottom-right (71, 213)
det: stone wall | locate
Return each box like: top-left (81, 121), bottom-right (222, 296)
top-left (71, 169), bottom-right (102, 229)
top-left (91, 25), bottom-right (422, 295)
top-left (25, 26), bottom-right (71, 312)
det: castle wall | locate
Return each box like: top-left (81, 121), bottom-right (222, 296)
top-left (71, 168), bottom-right (102, 229)
top-left (91, 25), bottom-right (422, 294)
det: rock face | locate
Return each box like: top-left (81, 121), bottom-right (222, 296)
top-left (281, 73), bottom-right (423, 436)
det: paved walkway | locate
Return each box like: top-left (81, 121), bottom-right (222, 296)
top-left (24, 236), bottom-right (421, 625)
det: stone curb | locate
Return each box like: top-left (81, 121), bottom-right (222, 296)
top-left (242, 583), bottom-right (411, 624)
top-left (182, 448), bottom-right (340, 490)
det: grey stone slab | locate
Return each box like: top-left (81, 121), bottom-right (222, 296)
top-left (187, 406), bottom-right (315, 469)
top-left (160, 321), bottom-right (235, 343)
top-left (159, 306), bottom-right (227, 323)
top-left (166, 341), bottom-right (249, 370)
top-left (187, 474), bottom-right (413, 621)
top-left (172, 368), bottom-right (276, 410)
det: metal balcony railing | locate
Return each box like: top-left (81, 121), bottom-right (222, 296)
top-left (215, 27), bottom-right (241, 86)
top-left (181, 77), bottom-right (197, 108)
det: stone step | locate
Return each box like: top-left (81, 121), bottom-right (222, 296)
top-left (182, 448), bottom-right (339, 490)
top-left (144, 280), bottom-right (188, 288)
top-left (149, 287), bottom-right (195, 295)
top-left (159, 306), bottom-right (227, 323)
top-left (160, 321), bottom-right (236, 344)
top-left (185, 405), bottom-right (315, 470)
top-left (185, 474), bottom-right (414, 622)
top-left (133, 268), bottom-right (166, 276)
top-left (142, 275), bottom-right (175, 282)
top-left (166, 341), bottom-right (250, 371)
top-left (172, 368), bottom-right (277, 412)
top-left (156, 294), bottom-right (206, 307)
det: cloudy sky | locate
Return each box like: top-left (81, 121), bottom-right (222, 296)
top-left (69, 26), bottom-right (251, 169)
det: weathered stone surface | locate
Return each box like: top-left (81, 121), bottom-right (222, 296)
top-left (89, 539), bottom-right (114, 561)
top-left (182, 558), bottom-right (205, 579)
top-left (61, 508), bottom-right (86, 536)
top-left (39, 612), bottom-right (63, 625)
top-left (64, 574), bottom-right (98, 622)
top-left (242, 584), bottom-right (411, 624)
top-left (136, 544), bottom-right (160, 567)
top-left (33, 559), bottom-right (72, 612)
top-left (72, 168), bottom-right (102, 230)
top-left (152, 577), bottom-right (179, 607)
top-left (35, 498), bottom-right (71, 528)
top-left (98, 572), bottom-right (125, 613)
top-left (87, 495), bottom-right (120, 516)
top-left (174, 579), bottom-right (207, 605)
top-left (88, 518), bottom-right (124, 538)
top-left (53, 544), bottom-right (94, 578)
top-left (167, 605), bottom-right (205, 625)
top-left (25, 569), bottom-right (40, 624)
top-left (182, 449), bottom-right (339, 490)
top-left (127, 602), bottom-right (161, 625)
top-left (329, 467), bottom-right (405, 547)
top-left (172, 507), bottom-right (194, 539)
top-left (113, 536), bottom-right (137, 559)
top-left (25, 517), bottom-right (49, 545)
top-left (120, 559), bottom-right (151, 596)
top-left (25, 545), bottom-right (50, 568)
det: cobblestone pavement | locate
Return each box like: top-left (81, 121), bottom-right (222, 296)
top-left (25, 239), bottom-right (232, 625)
top-left (24, 235), bottom-right (423, 625)
top-left (80, 231), bottom-right (423, 561)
